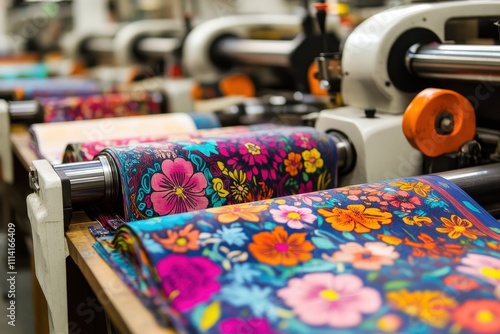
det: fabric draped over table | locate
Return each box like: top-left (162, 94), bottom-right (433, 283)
top-left (41, 91), bottom-right (166, 123)
top-left (95, 175), bottom-right (500, 333)
top-left (98, 126), bottom-right (338, 223)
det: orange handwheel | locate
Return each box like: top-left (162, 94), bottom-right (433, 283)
top-left (402, 88), bottom-right (476, 157)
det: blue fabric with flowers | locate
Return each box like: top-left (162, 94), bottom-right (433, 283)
top-left (95, 175), bottom-right (500, 333)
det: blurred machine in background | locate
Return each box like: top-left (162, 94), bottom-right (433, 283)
top-left (315, 0), bottom-right (500, 188)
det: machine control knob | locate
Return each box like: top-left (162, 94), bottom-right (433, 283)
top-left (364, 108), bottom-right (376, 118)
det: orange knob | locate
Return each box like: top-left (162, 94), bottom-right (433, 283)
top-left (402, 88), bottom-right (476, 157)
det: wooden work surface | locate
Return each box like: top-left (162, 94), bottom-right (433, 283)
top-left (66, 212), bottom-right (174, 334)
top-left (10, 125), bottom-right (38, 171)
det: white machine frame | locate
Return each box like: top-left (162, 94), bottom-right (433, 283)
top-left (317, 0), bottom-right (500, 185)
top-left (27, 160), bottom-right (67, 334)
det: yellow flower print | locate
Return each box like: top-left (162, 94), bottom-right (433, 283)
top-left (244, 142), bottom-right (261, 155)
top-left (386, 290), bottom-right (457, 328)
top-left (389, 180), bottom-right (431, 197)
top-left (302, 148), bottom-right (324, 173)
top-left (212, 178), bottom-right (229, 198)
top-left (207, 203), bottom-right (269, 223)
top-left (436, 214), bottom-right (486, 239)
top-left (229, 170), bottom-right (249, 202)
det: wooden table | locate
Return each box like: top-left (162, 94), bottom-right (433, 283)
top-left (67, 213), bottom-right (173, 334)
top-left (10, 128), bottom-right (174, 333)
top-left (10, 125), bottom-right (38, 170)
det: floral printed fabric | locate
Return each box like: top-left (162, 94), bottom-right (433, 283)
top-left (62, 125), bottom-right (269, 163)
top-left (95, 175), bottom-right (500, 333)
top-left (41, 91), bottom-right (165, 123)
top-left (100, 126), bottom-right (337, 222)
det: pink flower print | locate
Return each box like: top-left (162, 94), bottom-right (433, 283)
top-left (457, 253), bottom-right (500, 286)
top-left (291, 190), bottom-right (323, 206)
top-left (270, 205), bottom-right (317, 229)
top-left (156, 255), bottom-right (221, 311)
top-left (382, 190), bottom-right (422, 210)
top-left (219, 318), bottom-right (275, 334)
top-left (323, 242), bottom-right (400, 270)
top-left (151, 158), bottom-right (208, 215)
top-left (278, 273), bottom-right (381, 328)
top-left (293, 132), bottom-right (316, 149)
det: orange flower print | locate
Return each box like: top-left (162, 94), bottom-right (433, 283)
top-left (389, 180), bottom-right (431, 197)
top-left (152, 224), bottom-right (200, 253)
top-left (207, 203), bottom-right (269, 223)
top-left (318, 204), bottom-right (392, 233)
top-left (402, 215), bottom-right (433, 227)
top-left (247, 181), bottom-right (274, 202)
top-left (487, 242), bottom-right (500, 250)
top-left (377, 234), bottom-right (403, 246)
top-left (403, 233), bottom-right (464, 259)
top-left (249, 226), bottom-right (314, 266)
top-left (453, 299), bottom-right (500, 334)
top-left (302, 148), bottom-right (323, 173)
top-left (284, 152), bottom-right (303, 176)
top-left (387, 290), bottom-right (457, 328)
top-left (436, 215), bottom-right (486, 239)
top-left (443, 274), bottom-right (480, 292)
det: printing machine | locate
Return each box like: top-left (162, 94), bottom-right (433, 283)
top-left (182, 12), bottom-right (341, 94)
top-left (315, 0), bottom-right (500, 186)
top-left (23, 1), bottom-right (500, 333)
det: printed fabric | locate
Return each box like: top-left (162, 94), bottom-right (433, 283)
top-left (0, 78), bottom-right (100, 100)
top-left (0, 63), bottom-right (48, 79)
top-left (95, 175), bottom-right (500, 333)
top-left (63, 125), bottom-right (275, 163)
top-left (41, 91), bottom-right (165, 123)
top-left (100, 126), bottom-right (337, 222)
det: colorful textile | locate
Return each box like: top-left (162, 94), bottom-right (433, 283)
top-left (41, 91), bottom-right (165, 123)
top-left (95, 175), bottom-right (500, 333)
top-left (0, 63), bottom-right (48, 79)
top-left (0, 78), bottom-right (101, 100)
top-left (101, 126), bottom-right (337, 221)
top-left (63, 125), bottom-right (274, 163)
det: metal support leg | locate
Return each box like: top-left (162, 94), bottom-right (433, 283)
top-left (27, 160), bottom-right (68, 334)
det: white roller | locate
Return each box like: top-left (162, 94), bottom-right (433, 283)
top-left (114, 19), bottom-right (183, 66)
top-left (183, 14), bottom-right (302, 82)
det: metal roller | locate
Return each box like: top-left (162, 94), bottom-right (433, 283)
top-left (214, 37), bottom-right (297, 67)
top-left (437, 164), bottom-right (500, 216)
top-left (45, 135), bottom-right (355, 204)
top-left (8, 100), bottom-right (44, 124)
top-left (84, 36), bottom-right (115, 55)
top-left (406, 44), bottom-right (500, 82)
top-left (135, 37), bottom-right (180, 59)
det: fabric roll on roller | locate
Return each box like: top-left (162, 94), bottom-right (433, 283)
top-left (97, 126), bottom-right (337, 222)
top-left (62, 124), bottom-right (277, 163)
top-left (40, 91), bottom-right (167, 123)
top-left (30, 112), bottom-right (221, 164)
top-left (95, 173), bottom-right (500, 333)
top-left (0, 63), bottom-right (49, 79)
top-left (0, 78), bottom-right (101, 100)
